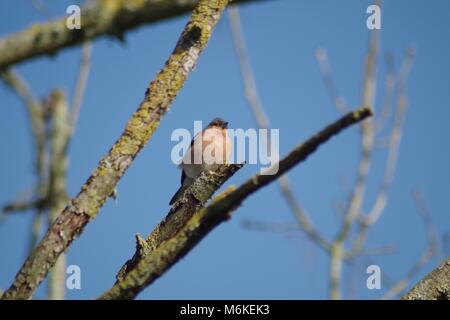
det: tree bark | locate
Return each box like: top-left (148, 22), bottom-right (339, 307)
top-left (402, 258), bottom-right (450, 300)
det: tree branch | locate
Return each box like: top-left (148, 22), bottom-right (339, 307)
top-left (0, 0), bottom-right (267, 70)
top-left (1, 0), bottom-right (230, 300)
top-left (402, 258), bottom-right (450, 300)
top-left (115, 163), bottom-right (243, 282)
top-left (98, 107), bottom-right (372, 300)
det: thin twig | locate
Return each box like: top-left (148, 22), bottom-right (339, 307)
top-left (349, 48), bottom-right (415, 257)
top-left (70, 42), bottom-right (92, 135)
top-left (315, 48), bottom-right (349, 113)
top-left (382, 190), bottom-right (439, 299)
top-left (375, 52), bottom-right (396, 132)
top-left (30, 0), bottom-right (53, 20)
top-left (228, 5), bottom-right (330, 252)
top-left (242, 219), bottom-right (301, 233)
top-left (365, 48), bottom-right (414, 225)
top-left (1, 70), bottom-right (49, 257)
top-left (2, 199), bottom-right (44, 213)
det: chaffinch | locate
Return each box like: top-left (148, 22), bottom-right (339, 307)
top-left (169, 118), bottom-right (231, 205)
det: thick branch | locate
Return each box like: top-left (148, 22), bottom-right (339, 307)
top-left (402, 258), bottom-right (450, 300)
top-left (2, 0), bottom-right (229, 300)
top-left (99, 107), bottom-right (372, 299)
top-left (115, 163), bottom-right (243, 282)
top-left (0, 0), bottom-right (265, 70)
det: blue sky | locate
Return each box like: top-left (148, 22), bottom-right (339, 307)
top-left (0, 0), bottom-right (449, 299)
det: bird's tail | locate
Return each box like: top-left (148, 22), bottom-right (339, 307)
top-left (169, 185), bottom-right (189, 205)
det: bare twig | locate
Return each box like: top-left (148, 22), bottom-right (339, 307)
top-left (1, 71), bottom-right (50, 277)
top-left (2, 199), bottom-right (44, 213)
top-left (375, 52), bottom-right (396, 132)
top-left (383, 190), bottom-right (440, 299)
top-left (365, 48), bottom-right (414, 225)
top-left (70, 42), bottom-right (92, 135)
top-left (349, 48), bottom-right (415, 258)
top-left (30, 0), bottom-right (53, 20)
top-left (1, 70), bottom-right (47, 180)
top-left (242, 219), bottom-right (301, 233)
top-left (1, 70), bottom-right (49, 256)
top-left (315, 48), bottom-right (349, 113)
top-left (228, 6), bottom-right (330, 252)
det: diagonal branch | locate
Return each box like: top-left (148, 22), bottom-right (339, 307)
top-left (0, 0), bottom-right (267, 70)
top-left (402, 259), bottom-right (450, 300)
top-left (1, 0), bottom-right (231, 300)
top-left (98, 107), bottom-right (372, 300)
top-left (115, 163), bottom-right (243, 282)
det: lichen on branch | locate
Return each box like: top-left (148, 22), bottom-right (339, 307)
top-left (402, 258), bottom-right (450, 300)
top-left (1, 0), bottom-right (231, 300)
top-left (0, 0), bottom-right (262, 70)
top-left (116, 163), bottom-right (243, 282)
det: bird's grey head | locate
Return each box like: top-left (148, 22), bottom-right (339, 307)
top-left (208, 117), bottom-right (228, 129)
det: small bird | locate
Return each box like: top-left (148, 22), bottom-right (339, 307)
top-left (169, 118), bottom-right (231, 205)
